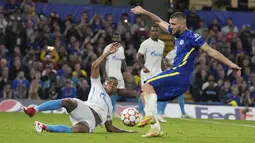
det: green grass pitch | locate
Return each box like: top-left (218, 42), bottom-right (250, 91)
top-left (0, 112), bottom-right (254, 143)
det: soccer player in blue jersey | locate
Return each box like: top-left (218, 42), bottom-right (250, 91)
top-left (131, 6), bottom-right (241, 137)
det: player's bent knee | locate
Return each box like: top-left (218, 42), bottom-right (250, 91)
top-left (142, 83), bottom-right (155, 94)
top-left (62, 98), bottom-right (78, 113)
top-left (72, 123), bottom-right (90, 133)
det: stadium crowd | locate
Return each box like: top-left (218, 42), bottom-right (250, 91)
top-left (0, 0), bottom-right (254, 107)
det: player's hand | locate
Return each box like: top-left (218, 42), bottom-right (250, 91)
top-left (108, 42), bottom-right (121, 54)
top-left (131, 6), bottom-right (145, 15)
top-left (143, 67), bottom-right (150, 73)
top-left (229, 63), bottom-right (241, 76)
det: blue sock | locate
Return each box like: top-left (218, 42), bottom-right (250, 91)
top-left (157, 101), bottom-right (168, 115)
top-left (46, 125), bottom-right (72, 133)
top-left (138, 97), bottom-right (144, 115)
top-left (36, 100), bottom-right (62, 112)
top-left (178, 94), bottom-right (186, 115)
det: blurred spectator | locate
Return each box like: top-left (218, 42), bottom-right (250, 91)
top-left (219, 80), bottom-right (231, 103)
top-left (60, 79), bottom-right (76, 99)
top-left (76, 79), bottom-right (90, 101)
top-left (40, 46), bottom-right (59, 65)
top-left (44, 80), bottom-right (59, 100)
top-left (117, 13), bottom-right (131, 36)
top-left (0, 81), bottom-right (13, 99)
top-left (195, 20), bottom-right (208, 37)
top-left (240, 90), bottom-right (252, 107)
top-left (9, 57), bottom-right (28, 80)
top-left (131, 15), bottom-right (142, 35)
top-left (4, 0), bottom-right (21, 14)
top-left (186, 7), bottom-right (200, 30)
top-left (221, 18), bottom-right (238, 33)
top-left (228, 85), bottom-right (241, 106)
top-left (12, 71), bottom-right (30, 91)
top-left (201, 75), bottom-right (220, 102)
top-left (72, 63), bottom-right (87, 86)
top-left (191, 68), bottom-right (208, 101)
top-left (209, 18), bottom-right (221, 32)
top-left (0, 67), bottom-right (10, 91)
top-left (240, 25), bottom-right (254, 54)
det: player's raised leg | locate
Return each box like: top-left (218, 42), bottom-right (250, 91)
top-left (23, 99), bottom-right (63, 117)
top-left (23, 98), bottom-right (78, 117)
top-left (137, 84), bottom-right (157, 128)
top-left (142, 100), bottom-right (163, 137)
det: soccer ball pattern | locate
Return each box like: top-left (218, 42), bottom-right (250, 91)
top-left (120, 107), bottom-right (140, 127)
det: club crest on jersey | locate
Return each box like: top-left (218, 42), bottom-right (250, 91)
top-left (180, 39), bottom-right (184, 45)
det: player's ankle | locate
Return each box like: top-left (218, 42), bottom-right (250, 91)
top-left (42, 124), bottom-right (47, 130)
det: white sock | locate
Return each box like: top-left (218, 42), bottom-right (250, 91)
top-left (150, 105), bottom-right (161, 131)
top-left (144, 93), bottom-right (157, 116)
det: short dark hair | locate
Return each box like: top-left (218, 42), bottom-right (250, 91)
top-left (170, 12), bottom-right (186, 23)
top-left (106, 77), bottom-right (118, 82)
top-left (105, 77), bottom-right (118, 85)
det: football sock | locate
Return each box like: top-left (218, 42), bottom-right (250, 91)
top-left (138, 97), bottom-right (144, 115)
top-left (150, 106), bottom-right (161, 131)
top-left (35, 100), bottom-right (62, 112)
top-left (46, 125), bottom-right (72, 133)
top-left (178, 94), bottom-right (186, 115)
top-left (157, 101), bottom-right (168, 115)
top-left (144, 93), bottom-right (157, 116)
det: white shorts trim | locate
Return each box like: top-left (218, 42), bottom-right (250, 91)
top-left (69, 98), bottom-right (96, 133)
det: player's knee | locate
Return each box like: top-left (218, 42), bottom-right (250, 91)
top-left (142, 83), bottom-right (155, 94)
top-left (72, 123), bottom-right (90, 133)
top-left (62, 98), bottom-right (77, 113)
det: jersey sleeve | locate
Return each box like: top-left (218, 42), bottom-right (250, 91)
top-left (90, 76), bottom-right (102, 86)
top-left (190, 32), bottom-right (206, 49)
top-left (168, 25), bottom-right (173, 34)
top-left (138, 42), bottom-right (147, 55)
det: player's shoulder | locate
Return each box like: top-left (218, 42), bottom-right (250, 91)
top-left (118, 45), bottom-right (124, 51)
top-left (104, 44), bottom-right (111, 52)
top-left (185, 30), bottom-right (201, 39)
top-left (158, 39), bottom-right (165, 45)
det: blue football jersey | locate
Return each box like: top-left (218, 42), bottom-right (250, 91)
top-left (168, 25), bottom-right (206, 72)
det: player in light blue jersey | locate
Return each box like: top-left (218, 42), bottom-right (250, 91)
top-left (131, 6), bottom-right (241, 137)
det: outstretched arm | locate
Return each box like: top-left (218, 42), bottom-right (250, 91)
top-left (200, 43), bottom-right (241, 75)
top-left (131, 6), bottom-right (169, 32)
top-left (105, 120), bottom-right (136, 133)
top-left (91, 42), bottom-right (121, 78)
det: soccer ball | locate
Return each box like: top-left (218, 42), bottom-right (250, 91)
top-left (120, 107), bottom-right (140, 127)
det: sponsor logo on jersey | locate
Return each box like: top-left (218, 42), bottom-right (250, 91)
top-left (150, 50), bottom-right (163, 56)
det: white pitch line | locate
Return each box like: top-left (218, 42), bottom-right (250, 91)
top-left (182, 118), bottom-right (255, 128)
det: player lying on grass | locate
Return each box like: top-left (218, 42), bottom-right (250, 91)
top-left (131, 6), bottom-right (241, 137)
top-left (23, 42), bottom-right (137, 134)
